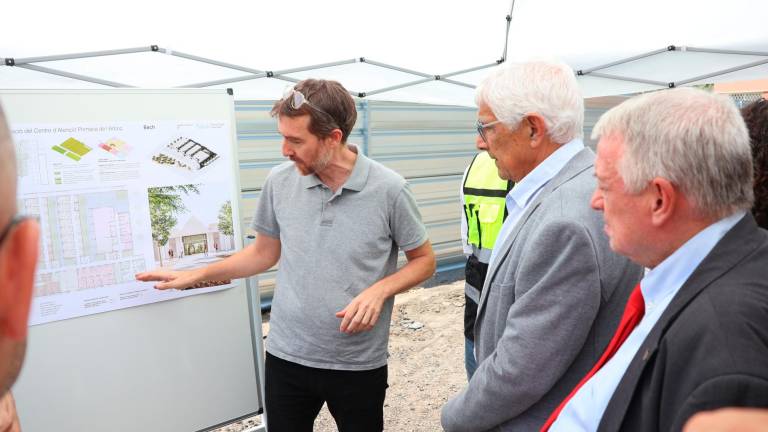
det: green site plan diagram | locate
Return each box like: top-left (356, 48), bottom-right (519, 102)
top-left (52, 137), bottom-right (91, 161)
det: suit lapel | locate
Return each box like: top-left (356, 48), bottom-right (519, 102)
top-left (476, 147), bottom-right (595, 318)
top-left (598, 214), bottom-right (762, 432)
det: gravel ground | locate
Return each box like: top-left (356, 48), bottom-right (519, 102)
top-left (215, 281), bottom-right (466, 431)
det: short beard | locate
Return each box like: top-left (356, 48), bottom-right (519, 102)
top-left (309, 145), bottom-right (334, 174)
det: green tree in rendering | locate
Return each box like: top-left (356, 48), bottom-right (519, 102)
top-left (217, 200), bottom-right (234, 250)
top-left (148, 184), bottom-right (200, 266)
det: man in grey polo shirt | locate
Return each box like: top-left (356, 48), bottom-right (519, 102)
top-left (137, 79), bottom-right (435, 432)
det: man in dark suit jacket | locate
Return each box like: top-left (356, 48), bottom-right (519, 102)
top-left (545, 88), bottom-right (768, 432)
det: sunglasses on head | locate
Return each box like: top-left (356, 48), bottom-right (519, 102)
top-left (282, 86), bottom-right (333, 118)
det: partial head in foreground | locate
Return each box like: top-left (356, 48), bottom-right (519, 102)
top-left (0, 105), bottom-right (40, 395)
top-left (590, 87), bottom-right (753, 267)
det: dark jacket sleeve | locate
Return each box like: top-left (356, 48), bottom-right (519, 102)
top-left (672, 374), bottom-right (768, 431)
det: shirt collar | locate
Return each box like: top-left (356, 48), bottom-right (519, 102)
top-left (299, 144), bottom-right (370, 191)
top-left (341, 145), bottom-right (370, 191)
top-left (640, 210), bottom-right (747, 305)
top-left (507, 138), bottom-right (584, 210)
top-left (300, 172), bottom-right (323, 189)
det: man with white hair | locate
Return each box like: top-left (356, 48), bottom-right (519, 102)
top-left (441, 60), bottom-right (642, 431)
top-left (543, 88), bottom-right (768, 431)
top-left (0, 105), bottom-right (41, 430)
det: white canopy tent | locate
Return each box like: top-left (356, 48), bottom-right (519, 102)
top-left (1, 0), bottom-right (767, 105)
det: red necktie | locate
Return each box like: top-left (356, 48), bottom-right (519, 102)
top-left (540, 283), bottom-right (645, 432)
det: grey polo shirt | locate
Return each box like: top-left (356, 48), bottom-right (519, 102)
top-left (252, 146), bottom-right (428, 370)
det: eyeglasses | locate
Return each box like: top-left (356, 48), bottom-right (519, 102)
top-left (282, 86), bottom-right (333, 118)
top-left (476, 119), bottom-right (502, 143)
top-left (0, 215), bottom-right (30, 248)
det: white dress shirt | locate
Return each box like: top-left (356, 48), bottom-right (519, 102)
top-left (488, 138), bottom-right (585, 267)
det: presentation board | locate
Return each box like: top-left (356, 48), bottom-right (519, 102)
top-left (0, 89), bottom-right (263, 431)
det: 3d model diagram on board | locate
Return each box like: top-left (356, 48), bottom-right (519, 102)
top-left (51, 137), bottom-right (92, 161)
top-left (99, 137), bottom-right (132, 158)
top-left (152, 137), bottom-right (219, 172)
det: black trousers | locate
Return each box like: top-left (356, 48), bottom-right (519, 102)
top-left (265, 352), bottom-right (388, 432)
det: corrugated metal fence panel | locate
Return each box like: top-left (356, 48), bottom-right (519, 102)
top-left (407, 174), bottom-right (466, 264)
top-left (367, 102), bottom-right (475, 267)
top-left (368, 102), bottom-right (475, 178)
top-left (584, 108), bottom-right (606, 149)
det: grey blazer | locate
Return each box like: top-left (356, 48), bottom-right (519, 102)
top-left (441, 148), bottom-right (643, 432)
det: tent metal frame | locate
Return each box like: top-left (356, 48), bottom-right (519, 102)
top-left (0, 2), bottom-right (518, 98)
top-left (576, 45), bottom-right (768, 89)
top-left (5, 43), bottom-right (767, 98)
top-left (2, 0), bottom-right (767, 99)
top-left (1, 44), bottom-right (503, 98)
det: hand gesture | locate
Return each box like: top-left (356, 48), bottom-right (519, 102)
top-left (335, 285), bottom-right (386, 334)
top-left (135, 268), bottom-right (202, 290)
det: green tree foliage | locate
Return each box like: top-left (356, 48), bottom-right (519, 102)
top-left (694, 83), bottom-right (714, 92)
top-left (217, 200), bottom-right (234, 238)
top-left (147, 184), bottom-right (201, 265)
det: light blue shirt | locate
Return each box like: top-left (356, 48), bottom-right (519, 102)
top-left (488, 139), bottom-right (584, 267)
top-left (550, 210), bottom-right (747, 432)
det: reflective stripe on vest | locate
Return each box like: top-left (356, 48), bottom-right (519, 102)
top-left (463, 151), bottom-right (512, 251)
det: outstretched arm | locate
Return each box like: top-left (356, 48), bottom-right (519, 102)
top-left (136, 233), bottom-right (281, 290)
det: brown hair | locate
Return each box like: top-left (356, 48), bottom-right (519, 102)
top-left (742, 98), bottom-right (768, 229)
top-left (271, 79), bottom-right (357, 143)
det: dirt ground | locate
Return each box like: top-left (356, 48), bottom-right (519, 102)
top-left (216, 280), bottom-right (467, 432)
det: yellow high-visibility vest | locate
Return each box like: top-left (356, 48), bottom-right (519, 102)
top-left (463, 151), bottom-right (512, 251)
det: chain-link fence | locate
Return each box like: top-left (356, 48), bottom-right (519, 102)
top-left (731, 92), bottom-right (765, 108)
